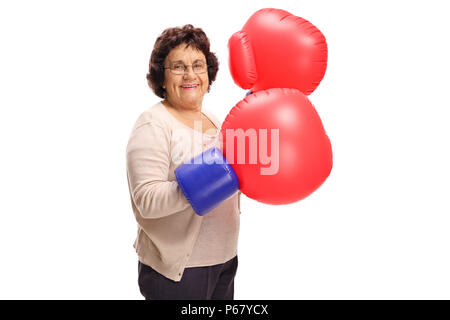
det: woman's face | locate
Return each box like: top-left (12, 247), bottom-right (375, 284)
top-left (163, 43), bottom-right (209, 109)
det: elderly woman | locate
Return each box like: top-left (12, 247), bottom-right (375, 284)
top-left (126, 24), bottom-right (241, 300)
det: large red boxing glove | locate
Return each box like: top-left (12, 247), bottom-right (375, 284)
top-left (228, 8), bottom-right (328, 95)
top-left (221, 88), bottom-right (332, 204)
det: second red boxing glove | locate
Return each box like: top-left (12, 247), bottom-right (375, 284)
top-left (228, 8), bottom-right (328, 96)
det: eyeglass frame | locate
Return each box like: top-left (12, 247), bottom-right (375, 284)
top-left (162, 61), bottom-right (210, 75)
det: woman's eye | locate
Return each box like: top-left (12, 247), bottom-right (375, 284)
top-left (194, 64), bottom-right (206, 71)
top-left (173, 65), bottom-right (184, 70)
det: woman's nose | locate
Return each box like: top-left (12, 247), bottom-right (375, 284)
top-left (183, 66), bottom-right (196, 78)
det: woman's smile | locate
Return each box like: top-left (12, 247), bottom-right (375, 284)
top-left (180, 83), bottom-right (199, 90)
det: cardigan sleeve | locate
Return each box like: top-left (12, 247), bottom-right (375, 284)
top-left (126, 121), bottom-right (190, 219)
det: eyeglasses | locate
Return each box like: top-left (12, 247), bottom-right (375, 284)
top-left (163, 61), bottom-right (209, 75)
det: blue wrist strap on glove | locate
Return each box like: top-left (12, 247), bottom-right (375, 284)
top-left (175, 147), bottom-right (240, 216)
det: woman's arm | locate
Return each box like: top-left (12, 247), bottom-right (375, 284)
top-left (126, 121), bottom-right (190, 219)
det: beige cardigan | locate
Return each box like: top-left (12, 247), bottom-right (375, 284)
top-left (126, 102), bottom-right (240, 282)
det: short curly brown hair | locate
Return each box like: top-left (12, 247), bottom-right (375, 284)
top-left (146, 24), bottom-right (219, 99)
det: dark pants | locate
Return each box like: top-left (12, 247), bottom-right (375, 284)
top-left (138, 256), bottom-right (238, 300)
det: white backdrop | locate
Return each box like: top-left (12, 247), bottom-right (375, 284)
top-left (1, 0), bottom-right (449, 299)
